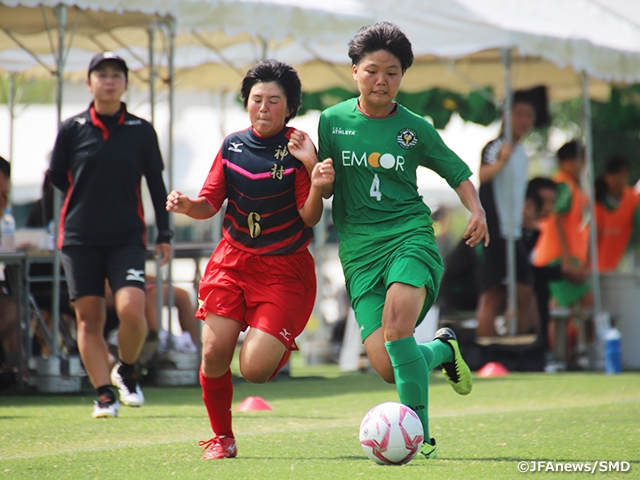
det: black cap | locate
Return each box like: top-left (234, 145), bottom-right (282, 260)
top-left (88, 52), bottom-right (128, 80)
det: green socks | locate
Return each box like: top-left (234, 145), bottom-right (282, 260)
top-left (385, 336), bottom-right (431, 438)
top-left (417, 339), bottom-right (454, 371)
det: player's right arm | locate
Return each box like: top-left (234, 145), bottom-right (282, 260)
top-left (167, 147), bottom-right (225, 219)
top-left (166, 191), bottom-right (216, 219)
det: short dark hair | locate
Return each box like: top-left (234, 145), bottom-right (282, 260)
top-left (604, 154), bottom-right (630, 175)
top-left (240, 59), bottom-right (301, 124)
top-left (348, 22), bottom-right (414, 73)
top-left (526, 176), bottom-right (557, 212)
top-left (557, 140), bottom-right (584, 162)
top-left (0, 156), bottom-right (9, 178)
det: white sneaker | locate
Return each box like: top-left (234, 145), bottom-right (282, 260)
top-left (92, 398), bottom-right (120, 418)
top-left (110, 364), bottom-right (145, 407)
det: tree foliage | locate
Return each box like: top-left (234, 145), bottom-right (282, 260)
top-left (553, 86), bottom-right (640, 183)
top-left (0, 73), bottom-right (55, 105)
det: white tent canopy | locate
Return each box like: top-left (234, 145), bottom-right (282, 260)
top-left (151, 0), bottom-right (640, 99)
top-left (0, 1), bottom-right (176, 65)
top-left (3, 0), bottom-right (640, 94)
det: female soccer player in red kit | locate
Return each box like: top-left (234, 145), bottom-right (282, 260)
top-left (166, 60), bottom-right (334, 460)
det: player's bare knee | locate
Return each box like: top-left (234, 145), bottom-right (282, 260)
top-left (382, 322), bottom-right (413, 343)
top-left (117, 304), bottom-right (144, 322)
top-left (240, 364), bottom-right (270, 384)
top-left (201, 343), bottom-right (219, 365)
top-left (119, 315), bottom-right (147, 336)
top-left (76, 315), bottom-right (104, 334)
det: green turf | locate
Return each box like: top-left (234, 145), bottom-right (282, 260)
top-left (1, 364), bottom-right (639, 479)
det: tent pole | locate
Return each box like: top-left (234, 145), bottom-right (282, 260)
top-left (148, 24), bottom-right (164, 334)
top-left (148, 25), bottom-right (156, 127)
top-left (165, 15), bottom-right (176, 346)
top-left (8, 73), bottom-right (15, 168)
top-left (501, 48), bottom-right (517, 335)
top-left (581, 72), bottom-right (602, 322)
top-left (51, 4), bottom-right (68, 358)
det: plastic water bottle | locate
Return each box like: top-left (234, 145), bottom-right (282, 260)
top-left (0, 207), bottom-right (16, 252)
top-left (604, 327), bottom-right (622, 375)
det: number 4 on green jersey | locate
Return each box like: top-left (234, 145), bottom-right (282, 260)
top-left (370, 174), bottom-right (382, 201)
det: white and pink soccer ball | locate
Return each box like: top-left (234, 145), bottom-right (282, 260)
top-left (359, 402), bottom-right (424, 465)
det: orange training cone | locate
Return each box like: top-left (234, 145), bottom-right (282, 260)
top-left (477, 361), bottom-right (509, 377)
top-left (236, 396), bottom-right (274, 411)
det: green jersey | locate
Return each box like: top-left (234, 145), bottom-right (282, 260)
top-left (319, 98), bottom-right (473, 339)
top-left (318, 98), bottom-right (472, 239)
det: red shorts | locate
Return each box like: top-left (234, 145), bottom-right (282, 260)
top-left (196, 239), bottom-right (316, 350)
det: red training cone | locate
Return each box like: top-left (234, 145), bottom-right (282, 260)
top-left (236, 396), bottom-right (274, 411)
top-left (477, 362), bottom-right (509, 377)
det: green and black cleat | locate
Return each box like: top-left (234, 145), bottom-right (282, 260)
top-left (417, 438), bottom-right (437, 459)
top-left (434, 327), bottom-right (472, 395)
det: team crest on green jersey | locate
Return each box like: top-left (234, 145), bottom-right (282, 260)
top-left (397, 128), bottom-right (418, 150)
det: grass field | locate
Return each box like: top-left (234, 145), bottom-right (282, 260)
top-left (1, 360), bottom-right (639, 480)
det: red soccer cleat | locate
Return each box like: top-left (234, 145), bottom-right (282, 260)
top-left (199, 436), bottom-right (237, 460)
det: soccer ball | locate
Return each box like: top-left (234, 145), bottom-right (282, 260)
top-left (359, 402), bottom-right (424, 465)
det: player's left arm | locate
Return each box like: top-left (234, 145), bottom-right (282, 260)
top-left (454, 179), bottom-right (489, 247)
top-left (317, 113), bottom-right (335, 199)
top-left (289, 129), bottom-right (335, 200)
top-left (298, 160), bottom-right (335, 227)
top-left (144, 126), bottom-right (172, 266)
top-left (146, 168), bottom-right (172, 266)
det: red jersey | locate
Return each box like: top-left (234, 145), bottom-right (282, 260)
top-left (199, 126), bottom-right (313, 255)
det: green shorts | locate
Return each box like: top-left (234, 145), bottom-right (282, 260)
top-left (547, 259), bottom-right (590, 307)
top-left (340, 223), bottom-right (444, 342)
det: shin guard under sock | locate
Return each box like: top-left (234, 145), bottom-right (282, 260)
top-left (385, 336), bottom-right (430, 439)
top-left (417, 339), bottom-right (454, 371)
top-left (200, 367), bottom-right (234, 438)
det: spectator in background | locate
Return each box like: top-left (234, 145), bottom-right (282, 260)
top-left (104, 275), bottom-right (199, 369)
top-left (25, 170), bottom-right (54, 230)
top-left (594, 154), bottom-right (640, 272)
top-left (0, 156), bottom-right (18, 385)
top-left (475, 87), bottom-right (549, 338)
top-left (532, 141), bottom-right (590, 308)
top-left (24, 171), bottom-right (77, 355)
top-left (524, 177), bottom-right (562, 354)
top-left (438, 177), bottom-right (558, 335)
top-left (0, 157), bottom-right (9, 214)
top-left (143, 275), bottom-right (198, 348)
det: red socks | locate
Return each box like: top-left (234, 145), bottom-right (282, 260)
top-left (200, 367), bottom-right (234, 438)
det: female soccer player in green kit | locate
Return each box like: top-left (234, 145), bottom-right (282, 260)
top-left (318, 22), bottom-right (489, 459)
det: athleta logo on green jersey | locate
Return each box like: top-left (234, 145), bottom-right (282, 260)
top-left (397, 128), bottom-right (418, 149)
top-left (341, 151), bottom-right (405, 171)
top-left (332, 127), bottom-right (356, 136)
